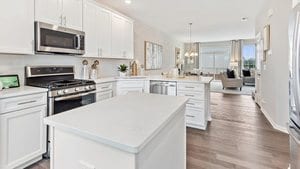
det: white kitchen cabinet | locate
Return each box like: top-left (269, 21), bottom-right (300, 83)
top-left (0, 105), bottom-right (47, 169)
top-left (117, 80), bottom-right (149, 96)
top-left (62, 0), bottom-right (83, 30)
top-left (177, 82), bottom-right (210, 130)
top-left (0, 92), bottom-right (47, 169)
top-left (35, 0), bottom-right (62, 26)
top-left (35, 0), bottom-right (83, 30)
top-left (111, 14), bottom-right (134, 59)
top-left (96, 82), bottom-right (114, 102)
top-left (0, 0), bottom-right (34, 54)
top-left (83, 0), bottom-right (111, 58)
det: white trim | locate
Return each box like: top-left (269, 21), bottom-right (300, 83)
top-left (260, 107), bottom-right (288, 134)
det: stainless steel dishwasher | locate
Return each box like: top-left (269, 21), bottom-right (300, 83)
top-left (150, 80), bottom-right (177, 96)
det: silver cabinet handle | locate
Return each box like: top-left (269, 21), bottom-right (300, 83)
top-left (185, 94), bottom-right (195, 97)
top-left (185, 86), bottom-right (195, 89)
top-left (186, 115), bottom-right (195, 118)
top-left (101, 86), bottom-right (110, 89)
top-left (63, 16), bottom-right (67, 26)
top-left (59, 15), bottom-right (63, 25)
top-left (17, 100), bottom-right (37, 105)
top-left (187, 103), bottom-right (195, 105)
top-left (99, 48), bottom-right (102, 57)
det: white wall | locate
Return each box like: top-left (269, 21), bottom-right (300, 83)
top-left (134, 20), bottom-right (184, 75)
top-left (255, 0), bottom-right (292, 131)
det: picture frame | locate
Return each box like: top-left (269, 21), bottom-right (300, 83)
top-left (0, 74), bottom-right (20, 89)
top-left (144, 41), bottom-right (163, 70)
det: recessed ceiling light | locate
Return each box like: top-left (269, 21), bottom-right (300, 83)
top-left (125, 0), bottom-right (132, 4)
top-left (241, 17), bottom-right (248, 22)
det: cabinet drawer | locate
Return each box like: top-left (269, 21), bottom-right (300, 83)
top-left (185, 108), bottom-right (205, 125)
top-left (97, 83), bottom-right (113, 92)
top-left (117, 81), bottom-right (145, 88)
top-left (96, 90), bottom-right (113, 102)
top-left (0, 93), bottom-right (47, 114)
top-left (177, 91), bottom-right (204, 101)
top-left (177, 83), bottom-right (204, 92)
top-left (186, 100), bottom-right (204, 110)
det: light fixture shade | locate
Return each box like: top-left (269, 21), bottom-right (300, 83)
top-left (184, 52), bottom-right (189, 57)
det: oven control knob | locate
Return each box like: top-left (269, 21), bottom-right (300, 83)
top-left (64, 89), bottom-right (69, 94)
top-left (57, 90), bottom-right (64, 95)
top-left (75, 87), bottom-right (80, 92)
top-left (89, 85), bottom-right (95, 89)
top-left (85, 86), bottom-right (90, 90)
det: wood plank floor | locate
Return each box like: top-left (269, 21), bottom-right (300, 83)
top-left (27, 93), bottom-right (290, 169)
top-left (187, 93), bottom-right (290, 169)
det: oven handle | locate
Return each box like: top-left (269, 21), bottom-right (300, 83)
top-left (54, 91), bottom-right (95, 101)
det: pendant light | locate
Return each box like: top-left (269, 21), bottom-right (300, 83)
top-left (184, 23), bottom-right (198, 60)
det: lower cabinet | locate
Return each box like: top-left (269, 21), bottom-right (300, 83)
top-left (96, 82), bottom-right (114, 102)
top-left (0, 105), bottom-right (47, 169)
top-left (177, 82), bottom-right (210, 130)
top-left (116, 80), bottom-right (149, 96)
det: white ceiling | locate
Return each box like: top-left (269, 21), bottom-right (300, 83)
top-left (97, 0), bottom-right (267, 42)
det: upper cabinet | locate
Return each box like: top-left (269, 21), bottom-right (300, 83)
top-left (111, 14), bottom-right (134, 59)
top-left (83, 0), bottom-right (134, 59)
top-left (0, 0), bottom-right (34, 55)
top-left (35, 0), bottom-right (83, 30)
top-left (83, 0), bottom-right (111, 58)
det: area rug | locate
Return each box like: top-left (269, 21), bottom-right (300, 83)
top-left (210, 80), bottom-right (255, 95)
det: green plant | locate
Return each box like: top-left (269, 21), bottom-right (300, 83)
top-left (118, 64), bottom-right (128, 72)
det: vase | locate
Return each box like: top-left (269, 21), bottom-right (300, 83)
top-left (119, 72), bottom-right (127, 77)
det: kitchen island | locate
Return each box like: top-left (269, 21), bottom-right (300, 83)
top-left (44, 93), bottom-right (188, 169)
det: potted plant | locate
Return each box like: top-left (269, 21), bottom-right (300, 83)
top-left (118, 64), bottom-right (128, 77)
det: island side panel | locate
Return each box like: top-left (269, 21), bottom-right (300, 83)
top-left (135, 107), bottom-right (186, 169)
top-left (205, 83), bottom-right (212, 121)
top-left (51, 128), bottom-right (136, 169)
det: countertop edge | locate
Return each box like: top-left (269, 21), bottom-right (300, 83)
top-left (44, 96), bottom-right (189, 154)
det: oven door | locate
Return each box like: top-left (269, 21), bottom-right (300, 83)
top-left (35, 21), bottom-right (85, 55)
top-left (51, 91), bottom-right (96, 115)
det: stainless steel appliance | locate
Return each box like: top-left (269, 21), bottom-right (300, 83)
top-left (289, 4), bottom-right (300, 169)
top-left (25, 66), bottom-right (96, 157)
top-left (150, 80), bottom-right (177, 96)
top-left (35, 22), bottom-right (85, 55)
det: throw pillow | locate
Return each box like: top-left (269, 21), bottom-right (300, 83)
top-left (226, 69), bottom-right (235, 78)
top-left (243, 69), bottom-right (251, 77)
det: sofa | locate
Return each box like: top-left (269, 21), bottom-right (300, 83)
top-left (242, 69), bottom-right (255, 86)
top-left (220, 72), bottom-right (243, 91)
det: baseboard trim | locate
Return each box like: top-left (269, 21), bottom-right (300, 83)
top-left (260, 107), bottom-right (288, 134)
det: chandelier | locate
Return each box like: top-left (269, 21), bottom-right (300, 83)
top-left (184, 23), bottom-right (198, 59)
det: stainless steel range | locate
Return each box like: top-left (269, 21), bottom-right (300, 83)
top-left (25, 65), bottom-right (96, 157)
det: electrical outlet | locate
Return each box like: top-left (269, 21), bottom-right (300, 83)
top-left (79, 161), bottom-right (96, 169)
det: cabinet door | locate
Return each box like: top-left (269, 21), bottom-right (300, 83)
top-left (111, 14), bottom-right (125, 59)
top-left (98, 8), bottom-right (112, 58)
top-left (0, 106), bottom-right (47, 169)
top-left (63, 0), bottom-right (83, 30)
top-left (83, 0), bottom-right (98, 57)
top-left (123, 20), bottom-right (134, 59)
top-left (35, 0), bottom-right (63, 26)
top-left (0, 0), bottom-right (34, 54)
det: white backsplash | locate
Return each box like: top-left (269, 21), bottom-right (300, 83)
top-left (0, 54), bottom-right (130, 85)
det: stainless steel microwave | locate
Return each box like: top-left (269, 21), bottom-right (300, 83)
top-left (35, 22), bottom-right (85, 55)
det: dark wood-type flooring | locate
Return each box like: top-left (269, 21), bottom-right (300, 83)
top-left (27, 93), bottom-right (290, 169)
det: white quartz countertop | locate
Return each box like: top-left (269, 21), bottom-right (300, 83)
top-left (93, 75), bottom-right (213, 84)
top-left (44, 93), bottom-right (188, 153)
top-left (0, 86), bottom-right (48, 99)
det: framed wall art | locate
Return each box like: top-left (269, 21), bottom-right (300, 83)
top-left (144, 41), bottom-right (163, 70)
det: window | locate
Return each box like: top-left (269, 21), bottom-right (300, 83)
top-left (199, 41), bottom-right (232, 74)
top-left (242, 43), bottom-right (256, 69)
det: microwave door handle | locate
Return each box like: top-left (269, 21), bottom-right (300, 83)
top-left (75, 35), bottom-right (81, 50)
